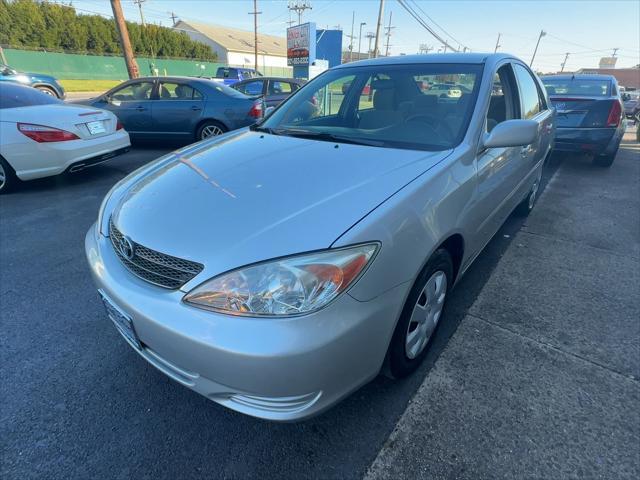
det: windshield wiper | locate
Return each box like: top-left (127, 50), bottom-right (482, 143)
top-left (273, 128), bottom-right (385, 147)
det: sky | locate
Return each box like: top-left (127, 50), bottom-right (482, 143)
top-left (66, 0), bottom-right (639, 72)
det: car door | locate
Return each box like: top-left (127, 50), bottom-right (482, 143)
top-left (152, 81), bottom-right (205, 139)
top-left (266, 80), bottom-right (295, 107)
top-left (512, 62), bottom-right (553, 187)
top-left (100, 80), bottom-right (155, 137)
top-left (471, 62), bottom-right (529, 253)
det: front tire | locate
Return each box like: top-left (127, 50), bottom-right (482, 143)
top-left (35, 85), bottom-right (59, 98)
top-left (386, 249), bottom-right (453, 379)
top-left (0, 157), bottom-right (19, 194)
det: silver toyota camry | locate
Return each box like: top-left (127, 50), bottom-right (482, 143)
top-left (86, 53), bottom-right (554, 421)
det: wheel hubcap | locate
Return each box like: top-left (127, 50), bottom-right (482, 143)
top-left (201, 125), bottom-right (223, 139)
top-left (528, 180), bottom-right (539, 210)
top-left (0, 163), bottom-right (6, 190)
top-left (405, 270), bottom-right (447, 359)
top-left (39, 88), bottom-right (54, 96)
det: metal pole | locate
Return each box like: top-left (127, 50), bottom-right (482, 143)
top-left (249, 0), bottom-right (262, 72)
top-left (494, 33), bottom-right (501, 53)
top-left (530, 29), bottom-right (546, 67)
top-left (110, 0), bottom-right (139, 79)
top-left (349, 11), bottom-right (355, 62)
top-left (372, 0), bottom-right (385, 58)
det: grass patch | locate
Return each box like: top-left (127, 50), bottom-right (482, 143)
top-left (59, 79), bottom-right (122, 93)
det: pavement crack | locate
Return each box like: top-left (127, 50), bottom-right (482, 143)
top-left (466, 312), bottom-right (639, 384)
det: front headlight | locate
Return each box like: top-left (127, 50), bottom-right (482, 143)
top-left (183, 243), bottom-right (378, 316)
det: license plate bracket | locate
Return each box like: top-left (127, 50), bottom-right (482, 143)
top-left (99, 290), bottom-right (141, 350)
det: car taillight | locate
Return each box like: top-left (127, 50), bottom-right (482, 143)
top-left (17, 123), bottom-right (79, 143)
top-left (248, 100), bottom-right (263, 119)
top-left (116, 120), bottom-right (124, 130)
top-left (606, 101), bottom-right (622, 127)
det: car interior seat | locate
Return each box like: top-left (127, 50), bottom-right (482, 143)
top-left (358, 80), bottom-right (404, 129)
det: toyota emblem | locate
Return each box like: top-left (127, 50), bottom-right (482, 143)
top-left (118, 236), bottom-right (135, 260)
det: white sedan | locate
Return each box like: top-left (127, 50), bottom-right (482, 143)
top-left (0, 83), bottom-right (131, 193)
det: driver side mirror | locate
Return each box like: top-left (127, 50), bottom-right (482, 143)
top-left (482, 119), bottom-right (538, 149)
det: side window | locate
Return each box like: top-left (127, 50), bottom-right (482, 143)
top-left (269, 81), bottom-right (293, 95)
top-left (513, 64), bottom-right (542, 119)
top-left (486, 65), bottom-right (518, 132)
top-left (158, 82), bottom-right (202, 100)
top-left (237, 80), bottom-right (264, 95)
top-left (109, 81), bottom-right (154, 102)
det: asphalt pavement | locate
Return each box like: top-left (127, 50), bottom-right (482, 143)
top-left (1, 133), bottom-right (637, 479)
top-left (366, 134), bottom-right (640, 479)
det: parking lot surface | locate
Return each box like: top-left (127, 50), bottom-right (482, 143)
top-left (367, 135), bottom-right (640, 479)
top-left (1, 135), bottom-right (637, 479)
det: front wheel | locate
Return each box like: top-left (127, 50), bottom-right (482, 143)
top-left (35, 85), bottom-right (59, 98)
top-left (386, 249), bottom-right (453, 379)
top-left (196, 121), bottom-right (227, 141)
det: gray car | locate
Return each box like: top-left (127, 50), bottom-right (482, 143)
top-left (86, 53), bottom-right (554, 421)
top-left (232, 76), bottom-right (305, 107)
top-left (79, 76), bottom-right (264, 142)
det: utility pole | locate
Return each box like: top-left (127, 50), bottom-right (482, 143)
top-left (168, 11), bottom-right (178, 26)
top-left (560, 52), bottom-right (570, 72)
top-left (110, 0), bottom-right (139, 79)
top-left (288, 0), bottom-right (312, 25)
top-left (249, 0), bottom-right (262, 72)
top-left (372, 0), bottom-right (385, 58)
top-left (384, 10), bottom-right (394, 57)
top-left (133, 0), bottom-right (146, 27)
top-left (419, 44), bottom-right (432, 54)
top-left (348, 11), bottom-right (355, 62)
top-left (494, 33), bottom-right (501, 53)
top-left (530, 29), bottom-right (546, 67)
top-left (366, 32), bottom-right (375, 58)
top-left (357, 22), bottom-right (366, 61)
top-left (612, 48), bottom-right (619, 57)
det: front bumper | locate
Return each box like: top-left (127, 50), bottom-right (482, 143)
top-left (85, 223), bottom-right (407, 421)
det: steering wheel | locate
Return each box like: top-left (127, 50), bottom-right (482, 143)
top-left (405, 113), bottom-right (455, 141)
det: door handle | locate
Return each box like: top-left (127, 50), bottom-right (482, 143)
top-left (191, 105), bottom-right (202, 111)
top-left (135, 106), bottom-right (147, 111)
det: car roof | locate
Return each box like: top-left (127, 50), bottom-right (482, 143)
top-left (540, 73), bottom-right (617, 81)
top-left (235, 76), bottom-right (304, 84)
top-left (333, 52), bottom-right (514, 69)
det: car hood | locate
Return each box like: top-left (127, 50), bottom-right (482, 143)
top-left (112, 130), bottom-right (450, 283)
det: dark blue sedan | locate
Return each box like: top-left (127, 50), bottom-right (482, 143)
top-left (541, 74), bottom-right (625, 167)
top-left (0, 62), bottom-right (65, 98)
top-left (78, 77), bottom-right (264, 142)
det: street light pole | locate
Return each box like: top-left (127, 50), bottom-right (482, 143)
top-left (494, 33), bottom-right (501, 53)
top-left (530, 29), bottom-right (546, 67)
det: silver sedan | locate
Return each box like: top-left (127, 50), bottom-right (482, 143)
top-left (85, 53), bottom-right (554, 421)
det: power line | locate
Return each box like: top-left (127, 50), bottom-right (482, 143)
top-left (396, 0), bottom-right (459, 52)
top-left (407, 0), bottom-right (468, 51)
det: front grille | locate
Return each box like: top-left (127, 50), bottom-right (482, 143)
top-left (109, 218), bottom-right (204, 289)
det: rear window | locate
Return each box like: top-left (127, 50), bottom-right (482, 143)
top-left (0, 84), bottom-right (61, 109)
top-left (542, 78), bottom-right (610, 97)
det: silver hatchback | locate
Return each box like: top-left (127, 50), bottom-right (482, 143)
top-left (86, 53), bottom-right (554, 421)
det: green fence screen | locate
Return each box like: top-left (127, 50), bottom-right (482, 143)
top-left (3, 48), bottom-right (292, 80)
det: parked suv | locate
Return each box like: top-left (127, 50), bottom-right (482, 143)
top-left (0, 63), bottom-right (65, 98)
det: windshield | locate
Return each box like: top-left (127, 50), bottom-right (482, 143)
top-left (542, 78), bottom-right (611, 97)
top-left (260, 63), bottom-right (483, 151)
top-left (0, 83), bottom-right (61, 109)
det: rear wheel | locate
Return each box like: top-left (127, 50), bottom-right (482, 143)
top-left (0, 157), bottom-right (19, 194)
top-left (515, 167), bottom-right (543, 217)
top-left (35, 85), bottom-right (59, 98)
top-left (593, 151), bottom-right (616, 167)
top-left (386, 249), bottom-right (453, 378)
top-left (196, 120), bottom-right (227, 141)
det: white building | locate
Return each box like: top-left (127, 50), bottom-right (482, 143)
top-left (175, 20), bottom-right (288, 72)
